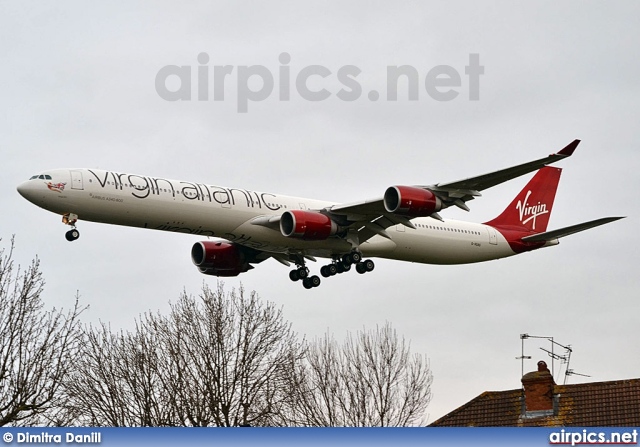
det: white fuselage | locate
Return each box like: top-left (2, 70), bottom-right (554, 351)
top-left (17, 169), bottom-right (519, 265)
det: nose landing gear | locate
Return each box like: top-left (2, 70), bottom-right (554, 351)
top-left (62, 213), bottom-right (80, 242)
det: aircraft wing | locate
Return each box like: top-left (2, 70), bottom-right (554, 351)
top-left (429, 139), bottom-right (579, 195)
top-left (328, 139), bottom-right (579, 217)
top-left (520, 217), bottom-right (625, 242)
top-left (322, 140), bottom-right (580, 242)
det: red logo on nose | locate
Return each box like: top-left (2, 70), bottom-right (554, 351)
top-left (46, 182), bottom-right (66, 193)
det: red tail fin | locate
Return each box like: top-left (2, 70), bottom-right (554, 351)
top-left (484, 166), bottom-right (561, 233)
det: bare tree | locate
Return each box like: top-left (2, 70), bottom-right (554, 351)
top-left (151, 283), bottom-right (302, 426)
top-left (65, 283), bottom-right (302, 426)
top-left (63, 320), bottom-right (175, 426)
top-left (1, 237), bottom-right (432, 427)
top-left (0, 237), bottom-right (84, 426)
top-left (288, 323), bottom-right (432, 426)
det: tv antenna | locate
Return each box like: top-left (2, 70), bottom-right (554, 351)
top-left (516, 334), bottom-right (589, 384)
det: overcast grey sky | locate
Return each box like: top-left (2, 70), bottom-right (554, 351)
top-left (2, 1), bottom-right (639, 422)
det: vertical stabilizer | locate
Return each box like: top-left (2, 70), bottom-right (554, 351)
top-left (484, 166), bottom-right (561, 233)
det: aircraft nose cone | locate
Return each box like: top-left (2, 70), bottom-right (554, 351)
top-left (17, 181), bottom-right (37, 202)
top-left (16, 181), bottom-right (28, 198)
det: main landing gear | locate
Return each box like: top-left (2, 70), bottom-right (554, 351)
top-left (321, 253), bottom-right (375, 277)
top-left (62, 213), bottom-right (80, 242)
top-left (289, 251), bottom-right (375, 290)
top-left (289, 265), bottom-right (321, 289)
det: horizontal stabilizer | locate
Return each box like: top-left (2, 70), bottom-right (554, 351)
top-left (520, 217), bottom-right (625, 242)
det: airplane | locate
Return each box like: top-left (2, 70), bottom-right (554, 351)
top-left (16, 140), bottom-right (623, 289)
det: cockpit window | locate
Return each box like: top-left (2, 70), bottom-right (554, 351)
top-left (45, 175), bottom-right (52, 179)
top-left (29, 175), bottom-right (38, 180)
top-left (38, 175), bottom-right (45, 179)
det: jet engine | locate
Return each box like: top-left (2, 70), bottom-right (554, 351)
top-left (280, 210), bottom-right (338, 240)
top-left (384, 186), bottom-right (442, 217)
top-left (191, 241), bottom-right (251, 277)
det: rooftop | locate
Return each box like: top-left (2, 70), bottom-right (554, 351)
top-left (429, 377), bottom-right (640, 427)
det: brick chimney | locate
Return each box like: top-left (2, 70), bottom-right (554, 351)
top-left (521, 360), bottom-right (556, 412)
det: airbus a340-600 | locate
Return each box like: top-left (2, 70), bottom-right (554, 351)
top-left (17, 140), bottom-right (623, 289)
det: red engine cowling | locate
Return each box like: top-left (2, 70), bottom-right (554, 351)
top-left (384, 186), bottom-right (442, 217)
top-left (191, 241), bottom-right (249, 277)
top-left (280, 210), bottom-right (338, 240)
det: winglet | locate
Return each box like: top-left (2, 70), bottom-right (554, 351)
top-left (556, 139), bottom-right (580, 157)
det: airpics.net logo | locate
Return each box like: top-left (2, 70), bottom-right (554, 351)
top-left (155, 52), bottom-right (484, 112)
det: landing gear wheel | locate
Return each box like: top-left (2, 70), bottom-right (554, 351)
top-left (310, 275), bottom-right (321, 287)
top-left (297, 267), bottom-right (308, 279)
top-left (336, 262), bottom-right (346, 274)
top-left (355, 259), bottom-right (375, 274)
top-left (321, 264), bottom-right (339, 277)
top-left (341, 262), bottom-right (351, 272)
top-left (65, 229), bottom-right (80, 242)
top-left (289, 270), bottom-right (300, 281)
top-left (302, 278), bottom-right (312, 289)
top-left (364, 259), bottom-right (375, 272)
top-left (341, 254), bottom-right (353, 266)
top-left (349, 252), bottom-right (362, 264)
